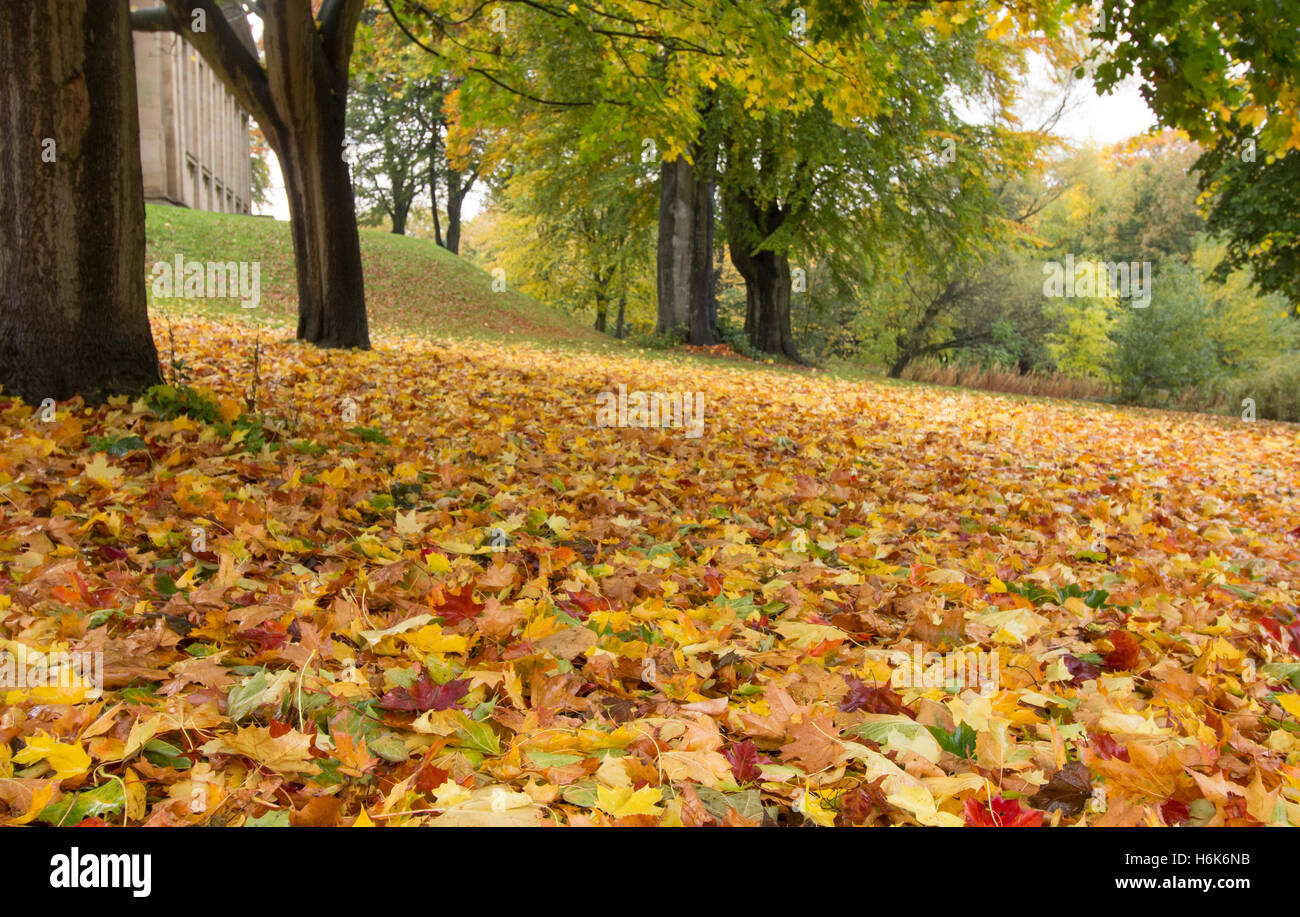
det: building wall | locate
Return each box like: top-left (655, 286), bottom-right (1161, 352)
top-left (134, 30), bottom-right (252, 214)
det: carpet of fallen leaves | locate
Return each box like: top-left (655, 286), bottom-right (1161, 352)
top-left (3, 315), bottom-right (1300, 827)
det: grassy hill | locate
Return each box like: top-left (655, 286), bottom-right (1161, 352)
top-left (145, 205), bottom-right (605, 346)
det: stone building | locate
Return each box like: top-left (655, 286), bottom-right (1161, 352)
top-left (132, 6), bottom-right (255, 214)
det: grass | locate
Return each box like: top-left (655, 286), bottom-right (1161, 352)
top-left (144, 205), bottom-right (828, 377)
top-left (145, 204), bottom-right (605, 347)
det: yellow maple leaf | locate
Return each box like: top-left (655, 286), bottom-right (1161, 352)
top-left (83, 453), bottom-right (123, 489)
top-left (1274, 693), bottom-right (1300, 720)
top-left (318, 467), bottom-right (348, 489)
top-left (395, 509), bottom-right (424, 538)
top-left (12, 733), bottom-right (93, 780)
top-left (595, 784), bottom-right (663, 818)
top-left (793, 783), bottom-right (838, 827)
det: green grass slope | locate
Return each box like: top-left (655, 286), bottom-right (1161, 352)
top-left (145, 204), bottom-right (604, 346)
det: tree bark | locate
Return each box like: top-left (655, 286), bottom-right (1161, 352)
top-left (429, 133), bottom-right (445, 248)
top-left (722, 187), bottom-right (801, 361)
top-left (445, 168), bottom-right (463, 255)
top-left (0, 0), bottom-right (161, 404)
top-left (445, 166), bottom-right (476, 256)
top-left (134, 0), bottom-right (370, 349)
top-left (656, 151), bottom-right (717, 344)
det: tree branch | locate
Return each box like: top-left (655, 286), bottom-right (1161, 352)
top-left (318, 0), bottom-right (366, 79)
top-left (135, 2), bottom-right (282, 148)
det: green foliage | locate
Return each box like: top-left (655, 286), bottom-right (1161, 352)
top-left (1198, 146), bottom-right (1300, 309)
top-left (1093, 0), bottom-right (1300, 158)
top-left (1109, 263), bottom-right (1217, 404)
top-left (716, 314), bottom-right (764, 361)
top-left (87, 434), bottom-right (148, 456)
top-left (1227, 357), bottom-right (1300, 423)
top-left (1092, 1), bottom-right (1300, 314)
top-left (144, 384), bottom-right (221, 423)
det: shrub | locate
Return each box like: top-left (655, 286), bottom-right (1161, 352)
top-left (1109, 263), bottom-right (1217, 405)
top-left (1228, 357), bottom-right (1300, 422)
top-left (144, 383), bottom-right (221, 423)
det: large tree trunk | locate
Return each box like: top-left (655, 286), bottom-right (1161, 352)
top-left (262, 6), bottom-right (368, 349)
top-left (731, 245), bottom-right (800, 361)
top-left (656, 152), bottom-right (717, 345)
top-left (723, 187), bottom-right (801, 361)
top-left (0, 0), bottom-right (161, 404)
top-left (135, 0), bottom-right (369, 349)
top-left (273, 109), bottom-right (369, 348)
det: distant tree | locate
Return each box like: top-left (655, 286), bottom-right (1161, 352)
top-left (1093, 0), bottom-right (1300, 309)
top-left (1109, 262), bottom-right (1217, 403)
top-left (347, 66), bottom-right (435, 235)
top-left (249, 123), bottom-right (274, 213)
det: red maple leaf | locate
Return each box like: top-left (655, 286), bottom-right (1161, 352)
top-left (435, 588), bottom-right (485, 626)
top-left (237, 621), bottom-right (288, 653)
top-left (555, 590), bottom-right (611, 621)
top-left (1160, 798), bottom-right (1191, 825)
top-left (724, 740), bottom-right (766, 784)
top-left (839, 675), bottom-right (914, 717)
top-left (1101, 629), bottom-right (1142, 670)
top-left (1088, 731), bottom-right (1130, 762)
top-left (963, 796), bottom-right (1043, 827)
top-left (380, 668), bottom-right (469, 712)
top-left (1063, 654), bottom-right (1100, 685)
top-left (415, 758), bottom-right (452, 796)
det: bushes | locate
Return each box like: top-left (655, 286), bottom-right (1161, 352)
top-left (899, 357), bottom-right (1111, 401)
top-left (1228, 357), bottom-right (1300, 422)
top-left (1109, 263), bottom-right (1217, 405)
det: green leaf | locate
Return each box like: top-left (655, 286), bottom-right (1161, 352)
top-left (226, 668), bottom-right (269, 723)
top-left (454, 715), bottom-right (501, 755)
top-left (925, 723), bottom-right (977, 759)
top-left (366, 731), bottom-right (410, 763)
top-left (39, 781), bottom-right (126, 826)
top-left (244, 809), bottom-right (291, 827)
top-left (525, 749), bottom-right (585, 768)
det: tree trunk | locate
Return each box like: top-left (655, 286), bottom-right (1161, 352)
top-left (261, 5), bottom-right (369, 349)
top-left (615, 293), bottom-right (627, 339)
top-left (594, 290), bottom-right (608, 333)
top-left (391, 197), bottom-right (409, 235)
top-left (275, 116), bottom-right (370, 348)
top-left (732, 246), bottom-right (800, 360)
top-left (0, 0), bottom-right (161, 404)
top-left (656, 152), bottom-right (717, 344)
top-left (429, 131), bottom-right (445, 247)
top-left (135, 0), bottom-right (370, 349)
top-left (445, 167), bottom-right (464, 255)
top-left (723, 188), bottom-right (800, 361)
